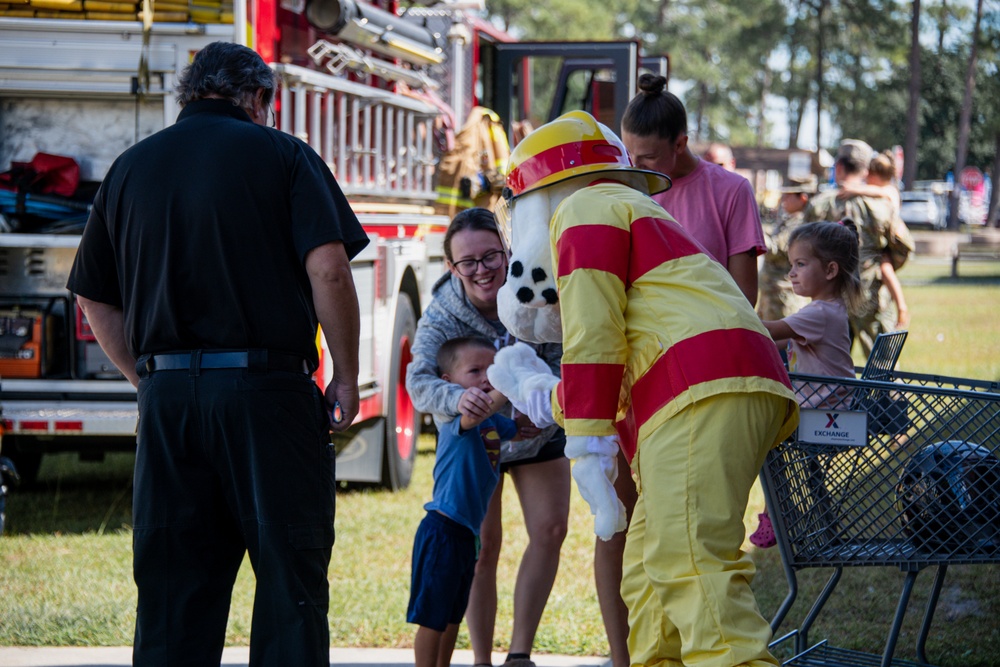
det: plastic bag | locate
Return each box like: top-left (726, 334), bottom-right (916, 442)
top-left (0, 153), bottom-right (80, 197)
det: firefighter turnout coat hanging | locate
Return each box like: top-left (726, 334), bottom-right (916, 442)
top-left (434, 107), bottom-right (510, 217)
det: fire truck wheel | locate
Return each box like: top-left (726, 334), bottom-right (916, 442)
top-left (382, 293), bottom-right (419, 491)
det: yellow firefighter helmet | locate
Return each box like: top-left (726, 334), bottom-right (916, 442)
top-left (504, 110), bottom-right (671, 199)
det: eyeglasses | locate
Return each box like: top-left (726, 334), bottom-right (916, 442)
top-left (451, 249), bottom-right (506, 277)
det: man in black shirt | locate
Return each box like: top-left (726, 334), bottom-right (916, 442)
top-left (67, 41), bottom-right (369, 666)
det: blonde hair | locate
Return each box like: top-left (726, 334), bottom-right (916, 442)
top-left (788, 220), bottom-right (868, 317)
top-left (868, 150), bottom-right (896, 182)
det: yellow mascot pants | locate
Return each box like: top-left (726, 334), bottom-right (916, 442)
top-left (622, 392), bottom-right (786, 667)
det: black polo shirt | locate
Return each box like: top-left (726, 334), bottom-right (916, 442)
top-left (67, 99), bottom-right (369, 368)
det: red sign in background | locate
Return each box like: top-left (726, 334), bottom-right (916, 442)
top-left (960, 166), bottom-right (984, 190)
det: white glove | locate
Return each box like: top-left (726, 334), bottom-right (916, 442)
top-left (523, 390), bottom-right (556, 428)
top-left (488, 343), bottom-right (559, 427)
top-left (566, 435), bottom-right (627, 541)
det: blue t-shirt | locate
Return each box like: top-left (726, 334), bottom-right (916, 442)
top-left (425, 414), bottom-right (516, 533)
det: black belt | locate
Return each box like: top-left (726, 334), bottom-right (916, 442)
top-left (145, 350), bottom-right (311, 375)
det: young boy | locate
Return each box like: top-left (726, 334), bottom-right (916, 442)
top-left (408, 336), bottom-right (515, 667)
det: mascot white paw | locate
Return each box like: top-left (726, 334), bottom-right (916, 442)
top-left (565, 435), bottom-right (627, 540)
top-left (487, 343), bottom-right (559, 427)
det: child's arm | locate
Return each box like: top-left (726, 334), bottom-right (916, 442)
top-left (761, 318), bottom-right (796, 351)
top-left (880, 253), bottom-right (910, 329)
top-left (459, 389), bottom-right (508, 431)
top-left (837, 182), bottom-right (891, 201)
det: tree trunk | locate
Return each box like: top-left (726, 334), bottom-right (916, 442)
top-left (658, 0), bottom-right (670, 27)
top-left (814, 0), bottom-right (828, 151)
top-left (990, 133), bottom-right (1000, 227)
top-left (695, 80), bottom-right (708, 140)
top-left (786, 15), bottom-right (801, 149)
top-left (948, 0), bottom-right (983, 228)
top-left (791, 92), bottom-right (808, 149)
top-left (938, 0), bottom-right (947, 54)
top-left (902, 0), bottom-right (921, 191)
top-left (758, 65), bottom-right (770, 149)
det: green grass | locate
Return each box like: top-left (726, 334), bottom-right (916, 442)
top-left (854, 257), bottom-right (1000, 381)
top-left (1, 256), bottom-right (999, 664)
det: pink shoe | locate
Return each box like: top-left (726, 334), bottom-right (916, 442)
top-left (750, 511), bottom-right (776, 548)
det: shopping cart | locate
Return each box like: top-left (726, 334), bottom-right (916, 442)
top-left (760, 339), bottom-right (1000, 666)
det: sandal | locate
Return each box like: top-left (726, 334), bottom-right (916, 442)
top-left (749, 511), bottom-right (776, 548)
top-left (503, 659), bottom-right (536, 667)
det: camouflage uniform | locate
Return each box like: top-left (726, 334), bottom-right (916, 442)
top-left (805, 190), bottom-right (897, 357)
top-left (757, 210), bottom-right (810, 322)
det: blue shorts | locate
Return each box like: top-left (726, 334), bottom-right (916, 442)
top-left (407, 511), bottom-right (477, 632)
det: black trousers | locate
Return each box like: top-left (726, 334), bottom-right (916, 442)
top-left (132, 361), bottom-right (335, 667)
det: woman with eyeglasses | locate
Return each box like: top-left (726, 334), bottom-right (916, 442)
top-left (405, 207), bottom-right (570, 667)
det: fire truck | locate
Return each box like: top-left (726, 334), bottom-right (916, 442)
top-left (0, 0), bottom-right (666, 501)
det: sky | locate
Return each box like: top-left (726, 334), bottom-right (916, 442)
top-left (666, 77), bottom-right (835, 151)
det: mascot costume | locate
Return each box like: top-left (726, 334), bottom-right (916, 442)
top-left (487, 111), bottom-right (800, 667)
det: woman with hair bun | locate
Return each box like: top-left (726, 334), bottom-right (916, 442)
top-left (621, 73), bottom-right (765, 306)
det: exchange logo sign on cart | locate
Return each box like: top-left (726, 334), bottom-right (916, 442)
top-left (796, 409), bottom-right (868, 448)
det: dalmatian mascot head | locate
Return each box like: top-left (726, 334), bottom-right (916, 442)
top-left (487, 111), bottom-right (670, 540)
top-left (494, 111), bottom-right (670, 344)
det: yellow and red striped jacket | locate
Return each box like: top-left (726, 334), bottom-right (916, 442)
top-left (548, 181), bottom-right (798, 461)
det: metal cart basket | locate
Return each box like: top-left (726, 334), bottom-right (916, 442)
top-left (760, 368), bottom-right (1000, 667)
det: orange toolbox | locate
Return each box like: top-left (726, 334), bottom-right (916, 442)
top-left (0, 309), bottom-right (44, 378)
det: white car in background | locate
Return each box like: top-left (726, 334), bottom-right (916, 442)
top-left (900, 190), bottom-right (947, 230)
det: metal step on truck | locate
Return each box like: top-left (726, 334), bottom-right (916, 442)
top-left (0, 0), bottom-right (665, 516)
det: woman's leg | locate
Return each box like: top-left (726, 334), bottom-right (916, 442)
top-left (466, 477), bottom-right (505, 666)
top-left (507, 455), bottom-right (571, 657)
top-left (594, 448), bottom-right (637, 667)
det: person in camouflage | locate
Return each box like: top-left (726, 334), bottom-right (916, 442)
top-left (804, 139), bottom-right (897, 356)
top-left (758, 177), bottom-right (816, 323)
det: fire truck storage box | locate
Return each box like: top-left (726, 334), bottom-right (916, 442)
top-left (0, 308), bottom-right (44, 377)
top-left (77, 338), bottom-right (122, 378)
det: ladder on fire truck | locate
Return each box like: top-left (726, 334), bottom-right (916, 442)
top-left (273, 63), bottom-right (439, 205)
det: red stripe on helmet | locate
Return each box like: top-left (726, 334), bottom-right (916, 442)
top-left (507, 139), bottom-right (626, 196)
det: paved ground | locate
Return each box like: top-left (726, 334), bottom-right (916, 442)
top-left (0, 647), bottom-right (610, 667)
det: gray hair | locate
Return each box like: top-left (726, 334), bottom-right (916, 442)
top-left (176, 41), bottom-right (276, 109)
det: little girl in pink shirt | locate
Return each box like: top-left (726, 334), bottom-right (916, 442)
top-left (751, 219), bottom-right (867, 547)
top-left (762, 219), bottom-right (867, 397)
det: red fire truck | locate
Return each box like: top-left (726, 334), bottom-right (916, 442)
top-left (0, 1), bottom-right (666, 503)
